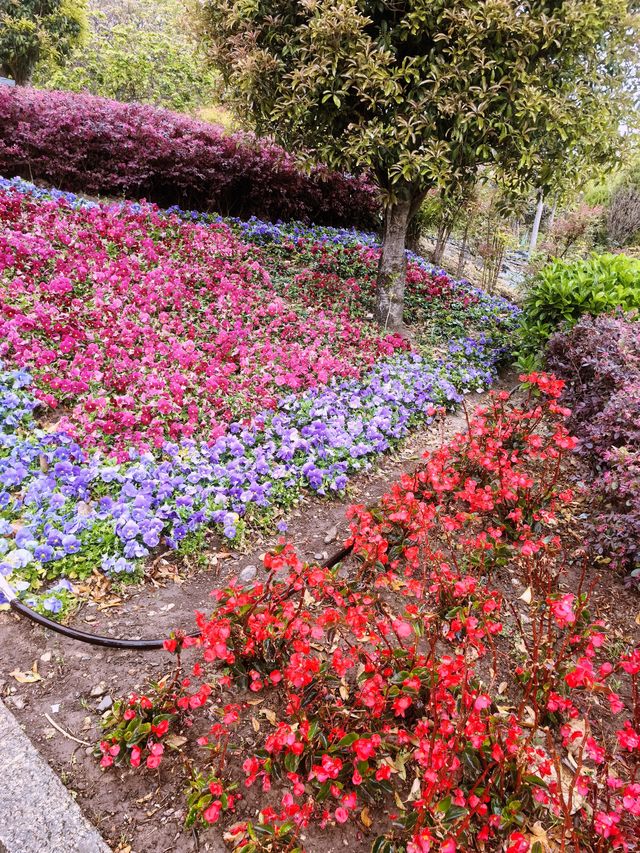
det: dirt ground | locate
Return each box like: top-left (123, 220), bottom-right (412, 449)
top-left (2, 377), bottom-right (638, 853)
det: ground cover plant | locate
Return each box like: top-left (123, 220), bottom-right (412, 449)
top-left (215, 216), bottom-right (518, 359)
top-left (0, 87), bottom-right (378, 227)
top-left (96, 374), bottom-right (640, 852)
top-left (0, 177), bottom-right (518, 619)
top-left (546, 313), bottom-right (640, 583)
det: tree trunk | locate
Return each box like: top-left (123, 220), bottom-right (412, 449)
top-left (8, 64), bottom-right (30, 86)
top-left (547, 195), bottom-right (558, 231)
top-left (456, 219), bottom-right (470, 279)
top-left (432, 222), bottom-right (451, 266)
top-left (375, 195), bottom-right (413, 333)
top-left (529, 190), bottom-right (545, 255)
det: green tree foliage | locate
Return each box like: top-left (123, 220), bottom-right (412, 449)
top-left (200, 0), bottom-right (637, 332)
top-left (35, 0), bottom-right (220, 113)
top-left (0, 0), bottom-right (87, 84)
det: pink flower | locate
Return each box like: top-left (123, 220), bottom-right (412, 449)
top-left (549, 593), bottom-right (576, 627)
top-left (392, 619), bottom-right (413, 638)
top-left (146, 742), bottom-right (164, 769)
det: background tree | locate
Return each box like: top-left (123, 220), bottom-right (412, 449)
top-left (594, 151), bottom-right (640, 246)
top-left (34, 0), bottom-right (220, 115)
top-left (199, 0), bottom-right (636, 332)
top-left (0, 0), bottom-right (87, 85)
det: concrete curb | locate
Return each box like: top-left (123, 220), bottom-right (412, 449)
top-left (0, 700), bottom-right (111, 853)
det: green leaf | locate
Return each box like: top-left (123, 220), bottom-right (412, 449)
top-left (331, 732), bottom-right (359, 750)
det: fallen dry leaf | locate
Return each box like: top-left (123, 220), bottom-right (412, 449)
top-left (360, 807), bottom-right (372, 828)
top-left (520, 586), bottom-right (533, 605)
top-left (260, 708), bottom-right (277, 725)
top-left (407, 776), bottom-right (422, 802)
top-left (10, 665), bottom-right (41, 684)
top-left (393, 790), bottom-right (406, 811)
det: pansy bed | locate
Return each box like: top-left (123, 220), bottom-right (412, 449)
top-left (0, 177), bottom-right (518, 618)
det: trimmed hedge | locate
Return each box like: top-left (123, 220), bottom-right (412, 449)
top-left (0, 87), bottom-right (379, 227)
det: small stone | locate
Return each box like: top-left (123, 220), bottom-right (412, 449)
top-left (8, 695), bottom-right (25, 710)
top-left (76, 500), bottom-right (92, 517)
top-left (90, 681), bottom-right (107, 698)
top-left (40, 651), bottom-right (52, 663)
top-left (313, 551), bottom-right (328, 562)
top-left (239, 564), bottom-right (257, 584)
top-left (84, 614), bottom-right (96, 623)
top-left (96, 695), bottom-right (113, 712)
top-left (50, 703), bottom-right (60, 713)
top-left (323, 525), bottom-right (338, 544)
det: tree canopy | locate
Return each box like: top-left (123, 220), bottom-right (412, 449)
top-left (200, 0), bottom-right (638, 331)
top-left (0, 0), bottom-right (87, 85)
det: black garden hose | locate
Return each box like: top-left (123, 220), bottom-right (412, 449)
top-left (0, 543), bottom-right (354, 651)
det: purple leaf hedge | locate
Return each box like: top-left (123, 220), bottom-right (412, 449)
top-left (0, 87), bottom-right (379, 227)
top-left (547, 312), bottom-right (640, 582)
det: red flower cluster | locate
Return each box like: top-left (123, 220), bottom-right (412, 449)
top-left (99, 375), bottom-right (639, 850)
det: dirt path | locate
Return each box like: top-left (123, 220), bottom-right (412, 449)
top-left (0, 382), bottom-right (516, 853)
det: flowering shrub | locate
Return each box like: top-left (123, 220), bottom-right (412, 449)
top-left (0, 178), bottom-right (519, 615)
top-left (0, 87), bottom-right (378, 227)
top-left (97, 376), bottom-right (640, 851)
top-left (546, 313), bottom-right (640, 581)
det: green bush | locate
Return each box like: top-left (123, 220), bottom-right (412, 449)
top-left (517, 253), bottom-right (640, 365)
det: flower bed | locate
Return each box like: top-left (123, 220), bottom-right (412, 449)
top-left (0, 178), bottom-right (518, 617)
top-left (97, 375), bottom-right (640, 851)
top-left (0, 187), bottom-right (405, 454)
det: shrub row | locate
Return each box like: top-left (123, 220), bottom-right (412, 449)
top-left (0, 87), bottom-right (379, 227)
top-left (547, 313), bottom-right (640, 581)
